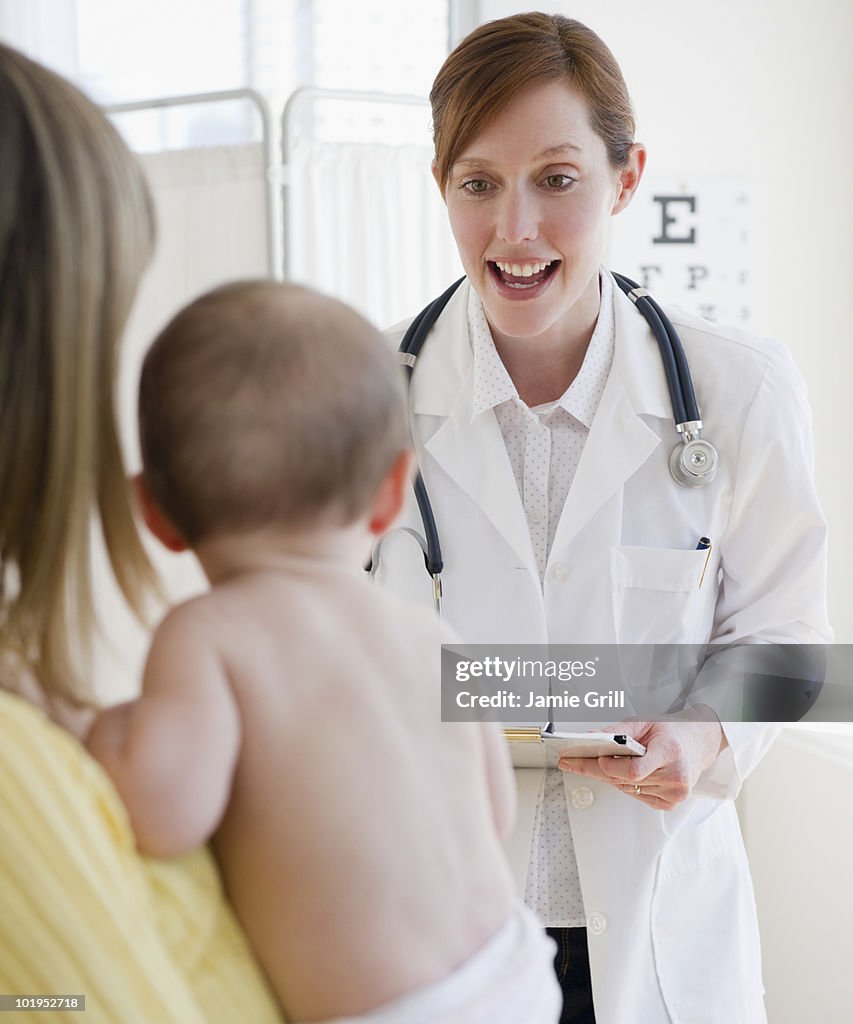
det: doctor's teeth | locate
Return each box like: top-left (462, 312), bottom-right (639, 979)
top-left (495, 260), bottom-right (552, 277)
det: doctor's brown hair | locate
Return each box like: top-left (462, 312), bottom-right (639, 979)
top-left (430, 12), bottom-right (636, 194)
top-left (138, 281), bottom-right (410, 544)
top-left (0, 43), bottom-right (157, 706)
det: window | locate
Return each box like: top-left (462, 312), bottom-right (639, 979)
top-left (77, 0), bottom-right (248, 102)
top-left (2, 0), bottom-right (450, 151)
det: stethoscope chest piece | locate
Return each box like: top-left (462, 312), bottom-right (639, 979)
top-left (669, 436), bottom-right (718, 488)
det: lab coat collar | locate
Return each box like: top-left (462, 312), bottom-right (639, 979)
top-left (547, 282), bottom-right (670, 548)
top-left (408, 280), bottom-right (473, 417)
top-left (548, 356), bottom-right (661, 553)
top-left (409, 275), bottom-right (673, 421)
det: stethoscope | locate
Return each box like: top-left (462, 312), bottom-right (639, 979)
top-left (372, 272), bottom-right (718, 615)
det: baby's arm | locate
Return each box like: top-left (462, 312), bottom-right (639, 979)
top-left (87, 601), bottom-right (240, 858)
top-left (435, 619), bottom-right (518, 841)
top-left (480, 720), bottom-right (517, 842)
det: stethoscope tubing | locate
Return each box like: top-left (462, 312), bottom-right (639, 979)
top-left (398, 276), bottom-right (466, 579)
top-left (611, 272), bottom-right (700, 426)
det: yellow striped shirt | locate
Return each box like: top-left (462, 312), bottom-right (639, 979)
top-left (0, 691), bottom-right (284, 1023)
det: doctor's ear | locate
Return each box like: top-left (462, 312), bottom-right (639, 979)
top-left (430, 160), bottom-right (447, 200)
top-left (367, 450), bottom-right (415, 536)
top-left (611, 143), bottom-right (647, 216)
top-left (132, 473), bottom-right (188, 553)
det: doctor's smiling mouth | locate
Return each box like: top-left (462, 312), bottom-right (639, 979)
top-left (487, 258), bottom-right (561, 299)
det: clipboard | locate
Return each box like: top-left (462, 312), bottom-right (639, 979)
top-left (504, 727), bottom-right (646, 769)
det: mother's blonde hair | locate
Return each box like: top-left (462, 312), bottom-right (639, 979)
top-left (0, 43), bottom-right (157, 705)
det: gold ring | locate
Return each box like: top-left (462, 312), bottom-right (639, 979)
top-left (634, 784), bottom-right (642, 795)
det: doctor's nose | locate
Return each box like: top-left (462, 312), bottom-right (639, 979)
top-left (495, 189), bottom-right (540, 244)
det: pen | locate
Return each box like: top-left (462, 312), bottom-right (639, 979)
top-left (696, 537), bottom-right (712, 587)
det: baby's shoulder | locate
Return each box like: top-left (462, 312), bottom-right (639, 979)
top-left (373, 598), bottom-right (457, 681)
top-left (150, 591), bottom-right (230, 652)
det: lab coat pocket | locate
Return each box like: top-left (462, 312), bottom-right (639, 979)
top-left (610, 545), bottom-right (713, 644)
top-left (651, 811), bottom-right (765, 1023)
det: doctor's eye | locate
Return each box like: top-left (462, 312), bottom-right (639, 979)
top-left (542, 173), bottom-right (576, 191)
top-left (460, 179), bottom-right (491, 195)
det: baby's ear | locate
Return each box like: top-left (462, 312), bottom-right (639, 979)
top-left (367, 450), bottom-right (414, 536)
top-left (132, 474), bottom-right (188, 553)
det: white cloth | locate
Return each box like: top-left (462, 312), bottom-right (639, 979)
top-left (296, 902), bottom-right (560, 1024)
top-left (377, 275), bottom-right (831, 1023)
top-left (467, 274), bottom-right (615, 926)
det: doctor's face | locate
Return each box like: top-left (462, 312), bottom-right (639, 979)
top-left (440, 79), bottom-right (643, 349)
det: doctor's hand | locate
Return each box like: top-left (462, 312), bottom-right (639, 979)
top-left (557, 707), bottom-right (727, 811)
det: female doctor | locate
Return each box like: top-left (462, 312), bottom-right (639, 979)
top-left (373, 12), bottom-right (831, 1024)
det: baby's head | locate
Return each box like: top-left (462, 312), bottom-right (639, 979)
top-left (138, 281), bottom-right (410, 547)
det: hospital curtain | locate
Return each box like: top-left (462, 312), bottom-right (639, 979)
top-left (288, 138), bottom-right (463, 329)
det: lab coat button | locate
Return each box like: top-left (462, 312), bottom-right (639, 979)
top-left (571, 786), bottom-right (594, 810)
top-left (587, 912), bottom-right (607, 935)
top-left (548, 562), bottom-right (568, 583)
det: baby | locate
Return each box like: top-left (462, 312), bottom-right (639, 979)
top-left (87, 281), bottom-right (559, 1023)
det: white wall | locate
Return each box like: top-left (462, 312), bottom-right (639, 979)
top-left (478, 0), bottom-right (853, 641)
top-left (738, 727), bottom-right (853, 1021)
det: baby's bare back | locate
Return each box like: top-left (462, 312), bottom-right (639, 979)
top-left (208, 569), bottom-right (515, 1021)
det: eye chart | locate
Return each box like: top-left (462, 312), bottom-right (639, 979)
top-left (608, 179), bottom-right (753, 325)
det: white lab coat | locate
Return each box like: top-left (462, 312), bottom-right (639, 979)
top-left (375, 278), bottom-right (831, 1024)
